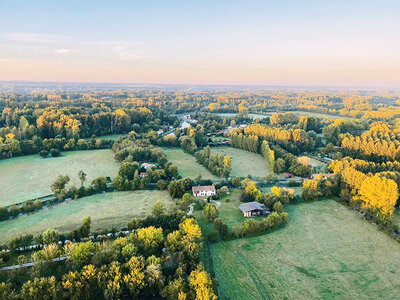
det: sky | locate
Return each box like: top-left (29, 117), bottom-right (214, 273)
top-left (0, 0), bottom-right (399, 87)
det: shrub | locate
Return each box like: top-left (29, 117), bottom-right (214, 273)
top-left (50, 148), bottom-right (61, 157)
top-left (39, 150), bottom-right (49, 158)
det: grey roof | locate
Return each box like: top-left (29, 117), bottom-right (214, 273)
top-left (239, 202), bottom-right (266, 213)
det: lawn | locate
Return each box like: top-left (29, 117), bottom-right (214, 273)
top-left (0, 190), bottom-right (173, 244)
top-left (0, 150), bottom-right (119, 206)
top-left (211, 147), bottom-right (272, 178)
top-left (194, 189), bottom-right (247, 236)
top-left (163, 148), bottom-right (219, 180)
top-left (210, 199), bottom-right (400, 299)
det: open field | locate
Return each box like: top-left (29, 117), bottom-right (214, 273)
top-left (0, 150), bottom-right (119, 206)
top-left (86, 134), bottom-right (128, 141)
top-left (263, 110), bottom-right (355, 121)
top-left (163, 148), bottom-right (219, 180)
top-left (209, 199), bottom-right (400, 299)
top-left (216, 113), bottom-right (268, 120)
top-left (211, 147), bottom-right (272, 178)
top-left (0, 190), bottom-right (173, 243)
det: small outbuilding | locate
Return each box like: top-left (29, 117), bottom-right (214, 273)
top-left (239, 202), bottom-right (269, 217)
top-left (192, 185), bottom-right (217, 197)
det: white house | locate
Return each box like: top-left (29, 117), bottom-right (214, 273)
top-left (192, 185), bottom-right (217, 197)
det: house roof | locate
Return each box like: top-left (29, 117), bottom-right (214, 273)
top-left (192, 185), bottom-right (216, 193)
top-left (239, 202), bottom-right (267, 213)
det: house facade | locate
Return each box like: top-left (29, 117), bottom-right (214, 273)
top-left (192, 185), bottom-right (217, 197)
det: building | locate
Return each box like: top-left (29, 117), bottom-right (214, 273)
top-left (192, 185), bottom-right (217, 197)
top-left (139, 172), bottom-right (147, 178)
top-left (141, 163), bottom-right (156, 170)
top-left (239, 202), bottom-right (269, 217)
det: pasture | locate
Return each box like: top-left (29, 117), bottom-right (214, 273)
top-left (210, 199), bottom-right (400, 299)
top-left (163, 148), bottom-right (219, 180)
top-left (211, 147), bottom-right (272, 178)
top-left (0, 190), bottom-right (173, 244)
top-left (0, 150), bottom-right (119, 206)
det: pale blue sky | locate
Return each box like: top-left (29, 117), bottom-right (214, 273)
top-left (0, 0), bottom-right (399, 86)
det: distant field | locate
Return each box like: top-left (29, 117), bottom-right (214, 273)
top-left (0, 190), bottom-right (173, 243)
top-left (308, 157), bottom-right (326, 168)
top-left (0, 150), bottom-right (119, 206)
top-left (88, 134), bottom-right (128, 141)
top-left (211, 147), bottom-right (271, 178)
top-left (163, 148), bottom-right (218, 180)
top-left (216, 113), bottom-right (267, 120)
top-left (263, 110), bottom-right (354, 121)
top-left (210, 199), bottom-right (400, 299)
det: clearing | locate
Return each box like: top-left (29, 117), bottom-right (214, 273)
top-left (210, 199), bottom-right (400, 299)
top-left (0, 190), bottom-right (173, 243)
top-left (211, 147), bottom-right (272, 178)
top-left (0, 150), bottom-right (119, 206)
top-left (163, 148), bottom-right (219, 180)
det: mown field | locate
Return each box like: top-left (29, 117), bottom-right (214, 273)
top-left (0, 150), bottom-right (119, 206)
top-left (163, 148), bottom-right (219, 180)
top-left (0, 190), bottom-right (173, 243)
top-left (216, 113), bottom-right (268, 120)
top-left (211, 147), bottom-right (272, 178)
top-left (210, 199), bottom-right (400, 299)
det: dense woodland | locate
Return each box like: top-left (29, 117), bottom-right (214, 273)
top-left (2, 88), bottom-right (400, 299)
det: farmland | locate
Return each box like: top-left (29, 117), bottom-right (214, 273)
top-left (163, 147), bottom-right (219, 180)
top-left (211, 146), bottom-right (272, 178)
top-left (0, 190), bottom-right (173, 243)
top-left (0, 150), bottom-right (119, 206)
top-left (209, 199), bottom-right (400, 299)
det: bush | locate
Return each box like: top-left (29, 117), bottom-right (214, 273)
top-left (39, 150), bottom-right (49, 158)
top-left (225, 198), bottom-right (231, 202)
top-left (50, 148), bottom-right (60, 157)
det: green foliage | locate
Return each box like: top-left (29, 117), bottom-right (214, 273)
top-left (203, 203), bottom-right (219, 222)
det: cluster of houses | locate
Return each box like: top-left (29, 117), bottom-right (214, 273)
top-left (191, 185), bottom-right (271, 217)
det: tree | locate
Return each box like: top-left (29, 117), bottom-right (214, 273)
top-left (223, 155), bottom-right (232, 176)
top-left (298, 156), bottom-right (310, 167)
top-left (21, 276), bottom-right (57, 300)
top-left (152, 200), bottom-right (166, 217)
top-left (358, 175), bottom-right (398, 220)
top-left (188, 265), bottom-right (217, 300)
top-left (231, 176), bottom-right (241, 187)
top-left (51, 175), bottom-right (70, 200)
top-left (203, 204), bottom-right (219, 222)
top-left (135, 226), bottom-right (164, 256)
top-left (156, 179), bottom-right (167, 190)
top-left (79, 216), bottom-right (91, 238)
top-left (50, 148), bottom-right (60, 157)
top-left (213, 218), bottom-right (227, 238)
top-left (123, 256), bottom-right (145, 297)
top-left (69, 241), bottom-right (97, 266)
top-left (42, 228), bottom-right (60, 245)
top-left (78, 170), bottom-right (87, 187)
top-left (91, 176), bottom-right (108, 192)
top-left (302, 179), bottom-right (322, 201)
top-left (39, 150), bottom-right (49, 158)
top-left (179, 193), bottom-right (193, 211)
top-left (127, 218), bottom-right (142, 230)
top-left (274, 158), bottom-right (285, 173)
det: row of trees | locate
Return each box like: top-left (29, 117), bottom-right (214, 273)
top-left (0, 217), bottom-right (217, 300)
top-left (194, 146), bottom-right (232, 177)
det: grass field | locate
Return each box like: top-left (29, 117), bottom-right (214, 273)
top-left (211, 147), bottom-right (272, 178)
top-left (0, 150), bottom-right (119, 206)
top-left (216, 113), bottom-right (268, 120)
top-left (210, 199), bottom-right (400, 299)
top-left (163, 148), bottom-right (219, 180)
top-left (0, 190), bottom-right (173, 243)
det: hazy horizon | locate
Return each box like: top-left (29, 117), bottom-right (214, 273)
top-left (1, 0), bottom-right (400, 87)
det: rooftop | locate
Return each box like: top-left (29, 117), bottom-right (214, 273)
top-left (239, 202), bottom-right (267, 213)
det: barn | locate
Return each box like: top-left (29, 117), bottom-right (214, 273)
top-left (239, 202), bottom-right (269, 217)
